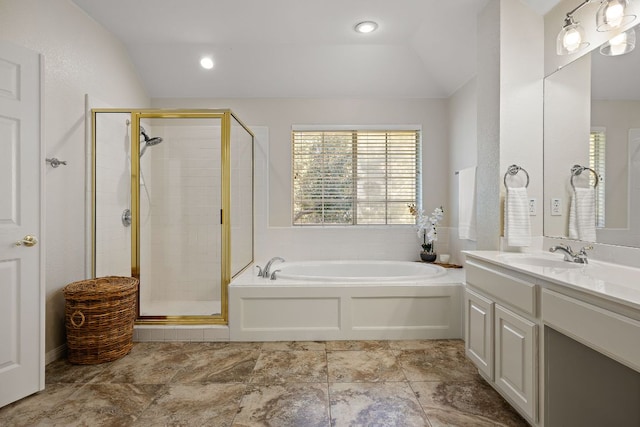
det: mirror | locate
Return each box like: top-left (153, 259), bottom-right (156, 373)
top-left (544, 24), bottom-right (640, 248)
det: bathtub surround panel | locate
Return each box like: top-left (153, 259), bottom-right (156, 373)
top-left (229, 267), bottom-right (464, 342)
top-left (241, 296), bottom-right (341, 331)
top-left (351, 296), bottom-right (451, 328)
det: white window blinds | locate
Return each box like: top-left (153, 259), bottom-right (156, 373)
top-left (590, 129), bottom-right (606, 228)
top-left (292, 129), bottom-right (420, 225)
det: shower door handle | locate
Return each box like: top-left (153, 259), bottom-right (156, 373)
top-left (15, 235), bottom-right (38, 247)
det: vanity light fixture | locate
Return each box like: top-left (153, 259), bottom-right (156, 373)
top-left (354, 21), bottom-right (378, 34)
top-left (557, 15), bottom-right (590, 55)
top-left (596, 0), bottom-right (636, 32)
top-left (600, 27), bottom-right (636, 55)
top-left (200, 56), bottom-right (214, 70)
top-left (556, 0), bottom-right (592, 55)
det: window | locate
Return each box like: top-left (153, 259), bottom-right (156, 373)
top-left (292, 128), bottom-right (421, 225)
top-left (590, 128), bottom-right (606, 228)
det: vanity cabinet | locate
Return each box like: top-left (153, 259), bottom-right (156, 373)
top-left (464, 250), bottom-right (640, 426)
top-left (464, 259), bottom-right (539, 424)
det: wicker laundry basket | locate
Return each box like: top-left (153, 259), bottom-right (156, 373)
top-left (63, 276), bottom-right (138, 364)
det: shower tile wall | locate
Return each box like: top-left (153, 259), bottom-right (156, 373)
top-left (94, 113), bottom-right (132, 278)
top-left (145, 125), bottom-right (221, 310)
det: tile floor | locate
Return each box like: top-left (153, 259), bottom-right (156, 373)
top-left (0, 339), bottom-right (529, 426)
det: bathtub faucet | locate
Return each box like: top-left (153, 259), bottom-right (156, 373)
top-left (263, 257), bottom-right (285, 278)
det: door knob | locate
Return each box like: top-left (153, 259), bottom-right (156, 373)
top-left (16, 235), bottom-right (38, 247)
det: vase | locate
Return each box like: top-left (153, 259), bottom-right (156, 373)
top-left (420, 252), bottom-right (437, 263)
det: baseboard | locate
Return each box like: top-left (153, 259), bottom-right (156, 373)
top-left (46, 344), bottom-right (66, 365)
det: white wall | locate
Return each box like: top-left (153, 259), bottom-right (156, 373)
top-left (476, 0), bottom-right (503, 250)
top-left (475, 0), bottom-right (544, 251)
top-left (448, 77), bottom-right (479, 262)
top-left (0, 0), bottom-right (149, 354)
top-left (591, 99), bottom-right (640, 228)
top-left (543, 54), bottom-right (592, 238)
top-left (152, 98), bottom-right (452, 262)
top-left (499, 0), bottom-right (544, 247)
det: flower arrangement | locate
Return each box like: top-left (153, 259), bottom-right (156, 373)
top-left (409, 204), bottom-right (444, 254)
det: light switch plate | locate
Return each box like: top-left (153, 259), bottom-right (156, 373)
top-left (529, 198), bottom-right (537, 216)
top-left (551, 198), bottom-right (562, 216)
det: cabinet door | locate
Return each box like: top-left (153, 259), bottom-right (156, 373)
top-left (495, 304), bottom-right (537, 422)
top-left (465, 288), bottom-right (494, 379)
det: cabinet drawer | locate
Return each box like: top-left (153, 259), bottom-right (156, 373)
top-left (542, 289), bottom-right (640, 373)
top-left (466, 260), bottom-right (537, 316)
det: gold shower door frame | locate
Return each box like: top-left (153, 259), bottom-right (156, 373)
top-left (91, 109), bottom-right (254, 325)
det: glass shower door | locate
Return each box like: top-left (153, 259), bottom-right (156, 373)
top-left (136, 117), bottom-right (223, 318)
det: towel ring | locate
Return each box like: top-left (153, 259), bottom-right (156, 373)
top-left (570, 164), bottom-right (599, 190)
top-left (503, 164), bottom-right (529, 188)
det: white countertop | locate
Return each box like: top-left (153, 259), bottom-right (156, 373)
top-left (464, 250), bottom-right (640, 312)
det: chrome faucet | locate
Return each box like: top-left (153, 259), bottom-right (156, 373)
top-left (262, 257), bottom-right (285, 278)
top-left (549, 244), bottom-right (592, 264)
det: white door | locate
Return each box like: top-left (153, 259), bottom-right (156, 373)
top-left (0, 41), bottom-right (44, 407)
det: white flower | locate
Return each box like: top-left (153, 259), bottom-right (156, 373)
top-left (412, 205), bottom-right (444, 246)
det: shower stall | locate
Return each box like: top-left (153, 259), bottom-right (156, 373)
top-left (91, 109), bottom-right (254, 324)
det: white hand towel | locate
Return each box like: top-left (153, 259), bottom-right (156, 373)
top-left (569, 187), bottom-right (596, 241)
top-left (458, 166), bottom-right (477, 241)
top-left (568, 191), bottom-right (579, 240)
top-left (504, 186), bottom-right (531, 247)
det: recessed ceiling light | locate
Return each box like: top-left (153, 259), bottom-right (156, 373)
top-left (354, 21), bottom-right (378, 34)
top-left (200, 57), bottom-right (214, 70)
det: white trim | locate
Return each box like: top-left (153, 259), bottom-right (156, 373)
top-left (292, 124), bottom-right (422, 131)
top-left (84, 94), bottom-right (93, 279)
top-left (38, 52), bottom-right (46, 391)
top-left (45, 344), bottom-right (67, 365)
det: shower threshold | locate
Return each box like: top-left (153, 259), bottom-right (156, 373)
top-left (140, 299), bottom-right (221, 317)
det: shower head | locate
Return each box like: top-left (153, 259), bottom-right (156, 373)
top-left (139, 126), bottom-right (164, 157)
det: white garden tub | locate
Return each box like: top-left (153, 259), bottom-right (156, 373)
top-left (229, 259), bottom-right (463, 341)
top-left (274, 260), bottom-right (447, 282)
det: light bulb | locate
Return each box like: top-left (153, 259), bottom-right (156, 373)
top-left (200, 57), bottom-right (214, 70)
top-left (354, 21), bottom-right (378, 34)
top-left (605, 1), bottom-right (625, 28)
top-left (563, 27), bottom-right (583, 52)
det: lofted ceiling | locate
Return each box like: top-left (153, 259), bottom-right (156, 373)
top-left (72, 0), bottom-right (560, 99)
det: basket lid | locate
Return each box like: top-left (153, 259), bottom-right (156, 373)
top-left (63, 276), bottom-right (138, 297)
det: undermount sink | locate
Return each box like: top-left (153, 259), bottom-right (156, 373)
top-left (497, 253), bottom-right (584, 269)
